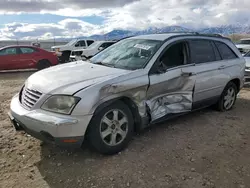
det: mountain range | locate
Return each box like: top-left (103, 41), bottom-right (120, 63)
top-left (83, 25), bottom-right (250, 40)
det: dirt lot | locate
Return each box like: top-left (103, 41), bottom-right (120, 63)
top-left (1, 71), bottom-right (250, 188)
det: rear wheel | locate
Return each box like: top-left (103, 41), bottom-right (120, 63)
top-left (216, 82), bottom-right (237, 111)
top-left (87, 101), bottom-right (134, 155)
top-left (37, 59), bottom-right (51, 70)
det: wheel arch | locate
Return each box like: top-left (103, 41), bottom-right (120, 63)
top-left (89, 96), bottom-right (143, 133)
top-left (229, 78), bottom-right (241, 93)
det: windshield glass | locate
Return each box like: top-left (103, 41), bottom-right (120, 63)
top-left (66, 39), bottom-right (77, 46)
top-left (239, 40), bottom-right (250, 44)
top-left (88, 41), bottom-right (102, 48)
top-left (90, 39), bottom-right (162, 70)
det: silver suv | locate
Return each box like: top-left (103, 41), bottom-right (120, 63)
top-left (9, 33), bottom-right (245, 154)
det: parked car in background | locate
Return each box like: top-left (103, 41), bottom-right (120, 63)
top-left (69, 41), bottom-right (116, 62)
top-left (9, 33), bottom-right (245, 155)
top-left (244, 51), bottom-right (250, 84)
top-left (51, 39), bottom-right (95, 63)
top-left (0, 45), bottom-right (58, 71)
top-left (235, 38), bottom-right (250, 54)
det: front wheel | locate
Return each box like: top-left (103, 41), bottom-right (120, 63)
top-left (87, 101), bottom-right (134, 155)
top-left (216, 82), bottom-right (237, 111)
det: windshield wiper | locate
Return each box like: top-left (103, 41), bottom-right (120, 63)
top-left (94, 62), bottom-right (115, 68)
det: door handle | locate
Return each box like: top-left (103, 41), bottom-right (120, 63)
top-left (181, 72), bottom-right (196, 77)
top-left (218, 65), bottom-right (226, 70)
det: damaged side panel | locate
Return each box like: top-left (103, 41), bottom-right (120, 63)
top-left (97, 74), bottom-right (149, 118)
top-left (146, 92), bottom-right (192, 121)
top-left (147, 68), bottom-right (196, 121)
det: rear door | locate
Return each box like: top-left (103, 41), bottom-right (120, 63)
top-left (188, 39), bottom-right (225, 108)
top-left (147, 40), bottom-right (196, 121)
top-left (0, 47), bottom-right (19, 70)
top-left (18, 47), bottom-right (38, 69)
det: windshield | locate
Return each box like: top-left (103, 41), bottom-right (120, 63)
top-left (90, 39), bottom-right (162, 70)
top-left (239, 40), bottom-right (250, 45)
top-left (66, 39), bottom-right (77, 46)
top-left (88, 41), bottom-right (102, 48)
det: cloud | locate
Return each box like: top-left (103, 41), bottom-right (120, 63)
top-left (1, 0), bottom-right (250, 40)
top-left (0, 0), bottom-right (139, 13)
top-left (0, 19), bottom-right (101, 40)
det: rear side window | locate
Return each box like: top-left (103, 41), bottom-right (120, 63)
top-left (215, 41), bottom-right (238, 60)
top-left (20, 47), bottom-right (35, 54)
top-left (189, 40), bottom-right (216, 64)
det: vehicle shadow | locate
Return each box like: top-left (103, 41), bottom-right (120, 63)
top-left (36, 96), bottom-right (250, 188)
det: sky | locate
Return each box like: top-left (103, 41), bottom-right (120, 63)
top-left (0, 0), bottom-right (250, 40)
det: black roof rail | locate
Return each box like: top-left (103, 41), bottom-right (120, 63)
top-left (196, 33), bottom-right (223, 37)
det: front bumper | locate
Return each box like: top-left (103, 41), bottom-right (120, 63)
top-left (9, 94), bottom-right (93, 147)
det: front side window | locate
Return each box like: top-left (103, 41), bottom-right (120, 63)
top-left (189, 40), bottom-right (216, 64)
top-left (0, 48), bottom-right (17, 56)
top-left (159, 42), bottom-right (188, 69)
top-left (20, 47), bottom-right (35, 54)
top-left (215, 41), bottom-right (237, 60)
top-left (87, 40), bottom-right (94, 46)
top-left (75, 40), bottom-right (86, 47)
top-left (90, 39), bottom-right (162, 70)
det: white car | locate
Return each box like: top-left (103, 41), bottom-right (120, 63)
top-left (70, 41), bottom-right (116, 61)
top-left (51, 39), bottom-right (95, 63)
top-left (235, 38), bottom-right (250, 54)
top-left (244, 51), bottom-right (250, 84)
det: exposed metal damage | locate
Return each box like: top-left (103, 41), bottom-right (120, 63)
top-left (146, 92), bottom-right (193, 121)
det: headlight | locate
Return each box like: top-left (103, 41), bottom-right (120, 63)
top-left (41, 95), bottom-right (80, 115)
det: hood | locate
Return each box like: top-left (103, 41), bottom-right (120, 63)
top-left (26, 61), bottom-right (131, 95)
top-left (236, 44), bottom-right (250, 49)
top-left (245, 57), bottom-right (250, 68)
top-left (51, 45), bottom-right (67, 49)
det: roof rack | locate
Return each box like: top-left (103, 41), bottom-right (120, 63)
top-left (196, 33), bottom-right (223, 37)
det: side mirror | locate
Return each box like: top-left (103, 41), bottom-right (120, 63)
top-left (98, 47), bottom-right (104, 51)
top-left (156, 61), bottom-right (168, 74)
top-left (75, 43), bottom-right (80, 47)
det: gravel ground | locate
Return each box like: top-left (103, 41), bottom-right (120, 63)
top-left (1, 71), bottom-right (250, 188)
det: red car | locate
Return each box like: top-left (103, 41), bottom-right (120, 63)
top-left (0, 45), bottom-right (59, 71)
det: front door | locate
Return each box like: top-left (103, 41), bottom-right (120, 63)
top-left (147, 41), bottom-right (196, 121)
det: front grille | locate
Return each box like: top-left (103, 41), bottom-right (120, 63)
top-left (20, 86), bottom-right (42, 109)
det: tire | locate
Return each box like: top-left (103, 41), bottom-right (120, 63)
top-left (60, 51), bottom-right (71, 63)
top-left (37, 59), bottom-right (51, 70)
top-left (216, 82), bottom-right (238, 111)
top-left (87, 101), bottom-right (134, 155)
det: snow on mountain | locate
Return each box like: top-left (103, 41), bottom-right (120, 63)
top-left (81, 25), bottom-right (250, 41)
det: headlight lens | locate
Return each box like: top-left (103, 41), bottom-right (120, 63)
top-left (41, 95), bottom-right (80, 115)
